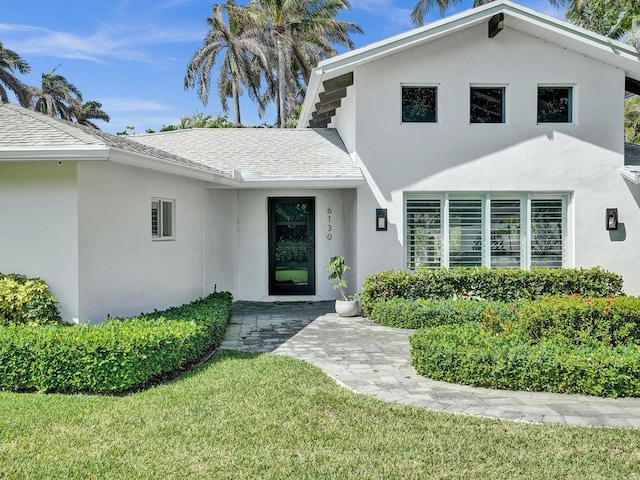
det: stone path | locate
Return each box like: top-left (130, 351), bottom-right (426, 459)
top-left (220, 301), bottom-right (640, 428)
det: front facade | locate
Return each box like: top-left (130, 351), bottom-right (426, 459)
top-left (301, 0), bottom-right (640, 295)
top-left (1, 0), bottom-right (640, 323)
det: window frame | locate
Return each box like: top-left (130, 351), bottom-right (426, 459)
top-left (404, 193), bottom-right (569, 270)
top-left (151, 197), bottom-right (176, 241)
top-left (536, 84), bottom-right (574, 124)
top-left (469, 84), bottom-right (507, 124)
top-left (400, 84), bottom-right (439, 124)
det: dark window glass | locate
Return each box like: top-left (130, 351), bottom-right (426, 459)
top-left (537, 87), bottom-right (572, 123)
top-left (470, 87), bottom-right (505, 123)
top-left (402, 86), bottom-right (437, 123)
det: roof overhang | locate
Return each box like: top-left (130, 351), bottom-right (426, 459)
top-left (299, 0), bottom-right (640, 128)
top-left (108, 148), bottom-right (239, 187)
top-left (0, 145), bottom-right (110, 161)
top-left (218, 172), bottom-right (364, 189)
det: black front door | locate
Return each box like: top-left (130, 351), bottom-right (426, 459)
top-left (268, 197), bottom-right (315, 295)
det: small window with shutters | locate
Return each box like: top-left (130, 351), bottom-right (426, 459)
top-left (151, 198), bottom-right (175, 240)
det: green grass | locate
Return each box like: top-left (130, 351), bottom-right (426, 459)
top-left (275, 268), bottom-right (308, 284)
top-left (1, 351), bottom-right (639, 479)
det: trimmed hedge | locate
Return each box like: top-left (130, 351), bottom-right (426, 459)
top-left (361, 268), bottom-right (624, 315)
top-left (370, 297), bottom-right (517, 329)
top-left (0, 292), bottom-right (232, 394)
top-left (0, 273), bottom-right (61, 326)
top-left (410, 323), bottom-right (640, 398)
top-left (515, 296), bottom-right (640, 347)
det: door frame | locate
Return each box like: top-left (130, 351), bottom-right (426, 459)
top-left (268, 197), bottom-right (316, 295)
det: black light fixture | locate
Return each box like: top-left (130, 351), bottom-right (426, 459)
top-left (606, 208), bottom-right (618, 231)
top-left (376, 208), bottom-right (388, 231)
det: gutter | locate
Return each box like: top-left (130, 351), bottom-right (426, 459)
top-left (0, 145), bottom-right (110, 161)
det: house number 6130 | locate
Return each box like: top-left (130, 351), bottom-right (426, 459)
top-left (327, 207), bottom-right (332, 240)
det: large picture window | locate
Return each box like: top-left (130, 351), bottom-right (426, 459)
top-left (405, 194), bottom-right (567, 270)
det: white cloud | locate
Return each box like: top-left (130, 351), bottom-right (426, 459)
top-left (0, 22), bottom-right (205, 64)
top-left (99, 97), bottom-right (170, 113)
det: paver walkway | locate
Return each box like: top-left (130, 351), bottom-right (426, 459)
top-left (221, 301), bottom-right (640, 428)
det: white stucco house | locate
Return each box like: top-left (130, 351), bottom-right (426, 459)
top-left (1, 0), bottom-right (640, 323)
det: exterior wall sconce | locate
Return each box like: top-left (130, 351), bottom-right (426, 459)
top-left (606, 208), bottom-right (618, 231)
top-left (376, 208), bottom-right (388, 231)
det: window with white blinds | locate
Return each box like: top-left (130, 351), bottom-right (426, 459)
top-left (406, 199), bottom-right (442, 269)
top-left (531, 199), bottom-right (564, 268)
top-left (449, 199), bottom-right (483, 267)
top-left (405, 194), bottom-right (567, 270)
top-left (490, 199), bottom-right (521, 268)
top-left (152, 198), bottom-right (175, 240)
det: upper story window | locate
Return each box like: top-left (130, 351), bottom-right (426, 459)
top-left (537, 86), bottom-right (573, 123)
top-left (402, 86), bottom-right (437, 123)
top-left (152, 198), bottom-right (175, 241)
top-left (470, 86), bottom-right (505, 123)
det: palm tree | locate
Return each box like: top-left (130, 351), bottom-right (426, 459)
top-left (411, 0), bottom-right (564, 26)
top-left (74, 100), bottom-right (110, 129)
top-left (0, 42), bottom-right (31, 107)
top-left (185, 1), bottom-right (264, 126)
top-left (565, 0), bottom-right (639, 46)
top-left (625, 96), bottom-right (640, 143)
top-left (29, 66), bottom-right (82, 121)
top-left (242, 0), bottom-right (362, 127)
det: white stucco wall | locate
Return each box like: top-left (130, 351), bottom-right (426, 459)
top-left (332, 24), bottom-right (640, 294)
top-left (204, 188), bottom-right (239, 298)
top-left (235, 188), bottom-right (356, 301)
top-left (0, 162), bottom-right (80, 321)
top-left (77, 161), bottom-right (207, 323)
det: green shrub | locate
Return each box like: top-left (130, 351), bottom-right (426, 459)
top-left (370, 297), bottom-right (517, 329)
top-left (410, 323), bottom-right (640, 398)
top-left (361, 268), bottom-right (623, 315)
top-left (0, 292), bottom-right (232, 394)
top-left (514, 295), bottom-right (640, 347)
top-left (0, 273), bottom-right (61, 326)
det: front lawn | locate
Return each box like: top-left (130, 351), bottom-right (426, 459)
top-left (1, 351), bottom-right (638, 479)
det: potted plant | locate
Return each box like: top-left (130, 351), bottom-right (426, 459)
top-left (327, 255), bottom-right (360, 317)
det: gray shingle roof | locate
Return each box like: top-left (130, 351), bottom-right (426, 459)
top-left (130, 128), bottom-right (362, 180)
top-left (0, 103), bottom-right (230, 177)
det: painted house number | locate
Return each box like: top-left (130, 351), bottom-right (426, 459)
top-left (327, 207), bottom-right (332, 240)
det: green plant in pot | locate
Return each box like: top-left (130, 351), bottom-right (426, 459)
top-left (327, 256), bottom-right (360, 317)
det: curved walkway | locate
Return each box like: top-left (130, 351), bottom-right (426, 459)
top-left (220, 301), bottom-right (640, 428)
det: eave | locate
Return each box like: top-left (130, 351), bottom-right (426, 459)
top-left (0, 145), bottom-right (110, 161)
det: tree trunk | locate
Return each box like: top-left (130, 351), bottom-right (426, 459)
top-left (232, 75), bottom-right (241, 126)
top-left (276, 33), bottom-right (286, 128)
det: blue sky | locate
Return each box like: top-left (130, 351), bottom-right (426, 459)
top-left (0, 0), bottom-right (566, 133)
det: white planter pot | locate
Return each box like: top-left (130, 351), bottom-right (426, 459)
top-left (335, 300), bottom-right (360, 317)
